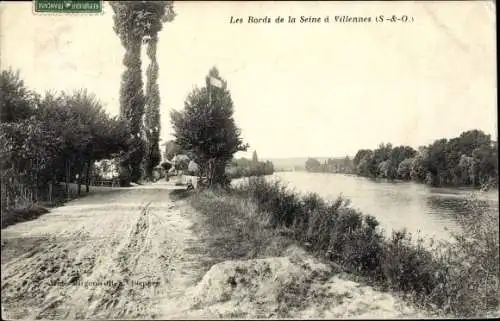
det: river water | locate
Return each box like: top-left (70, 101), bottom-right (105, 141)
top-left (257, 172), bottom-right (499, 242)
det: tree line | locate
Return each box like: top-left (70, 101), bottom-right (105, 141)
top-left (1, 69), bottom-right (130, 210)
top-left (305, 130), bottom-right (498, 189)
top-left (305, 156), bottom-right (354, 174)
top-left (162, 140), bottom-right (274, 180)
top-left (227, 151), bottom-right (275, 179)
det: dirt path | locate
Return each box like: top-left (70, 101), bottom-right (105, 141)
top-left (1, 182), bottom-right (208, 320)
top-left (2, 181), bottom-right (425, 319)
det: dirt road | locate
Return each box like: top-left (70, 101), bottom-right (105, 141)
top-left (1, 182), bottom-right (208, 320)
top-left (2, 181), bottom-right (424, 319)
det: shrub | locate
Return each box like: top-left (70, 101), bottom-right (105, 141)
top-left (380, 230), bottom-right (439, 295)
top-left (425, 193), bottom-right (499, 316)
top-left (238, 177), bottom-right (303, 228)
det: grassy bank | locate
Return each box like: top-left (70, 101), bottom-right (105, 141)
top-left (185, 177), bottom-right (499, 318)
top-left (170, 188), bottom-right (296, 265)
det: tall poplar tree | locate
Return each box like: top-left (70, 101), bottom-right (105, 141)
top-left (111, 1), bottom-right (145, 183)
top-left (111, 1), bottom-right (175, 183)
top-left (142, 1), bottom-right (175, 179)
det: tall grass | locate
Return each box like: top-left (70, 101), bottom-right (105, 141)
top-left (230, 176), bottom-right (499, 317)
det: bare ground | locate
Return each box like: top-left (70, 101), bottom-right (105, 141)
top-left (1, 181), bottom-right (423, 319)
top-left (1, 182), bottom-right (208, 320)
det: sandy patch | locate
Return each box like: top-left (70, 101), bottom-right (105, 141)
top-left (163, 245), bottom-right (425, 319)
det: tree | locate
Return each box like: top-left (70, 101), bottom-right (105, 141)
top-left (351, 130), bottom-right (496, 187)
top-left (397, 157), bottom-right (414, 180)
top-left (36, 89), bottom-right (129, 194)
top-left (457, 130), bottom-right (492, 156)
top-left (252, 150), bottom-right (258, 163)
top-left (387, 145), bottom-right (416, 179)
top-left (142, 1), bottom-right (176, 179)
top-left (110, 2), bottom-right (158, 183)
top-left (355, 150), bottom-right (376, 177)
top-left (471, 145), bottom-right (498, 187)
top-left (170, 67), bottom-right (248, 187)
top-left (377, 160), bottom-right (391, 178)
top-left (424, 138), bottom-right (450, 186)
top-left (458, 154), bottom-right (475, 185)
top-left (410, 150), bottom-right (428, 183)
top-left (163, 139), bottom-right (182, 160)
top-left (305, 158), bottom-right (321, 172)
top-left (1, 68), bottom-right (38, 123)
top-left (172, 154), bottom-right (190, 171)
top-left (353, 149), bottom-right (372, 167)
top-left (1, 83), bottom-right (129, 210)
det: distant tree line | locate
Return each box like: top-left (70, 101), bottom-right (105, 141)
top-left (227, 151), bottom-right (275, 179)
top-left (305, 156), bottom-right (354, 174)
top-left (161, 139), bottom-right (274, 180)
top-left (305, 130), bottom-right (498, 189)
top-left (1, 68), bottom-right (130, 211)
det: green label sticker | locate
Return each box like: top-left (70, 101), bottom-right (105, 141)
top-left (34, 0), bottom-right (102, 13)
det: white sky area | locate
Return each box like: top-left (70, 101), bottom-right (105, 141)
top-left (0, 1), bottom-right (497, 159)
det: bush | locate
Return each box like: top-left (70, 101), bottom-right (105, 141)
top-left (424, 193), bottom-right (499, 316)
top-left (380, 230), bottom-right (439, 295)
top-left (226, 159), bottom-right (275, 179)
top-left (238, 177), bottom-right (304, 228)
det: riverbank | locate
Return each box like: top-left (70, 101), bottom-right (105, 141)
top-left (304, 169), bottom-right (499, 191)
top-left (260, 171), bottom-right (499, 243)
top-left (187, 177), bottom-right (499, 318)
top-left (180, 189), bottom-right (424, 318)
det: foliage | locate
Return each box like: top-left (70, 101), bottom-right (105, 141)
top-left (170, 67), bottom-right (248, 187)
top-left (172, 154), bottom-right (190, 171)
top-left (110, 1), bottom-right (175, 47)
top-left (142, 1), bottom-right (176, 179)
top-left (305, 156), bottom-right (355, 174)
top-left (143, 35), bottom-right (162, 179)
top-left (227, 156), bottom-right (274, 179)
top-left (305, 158), bottom-right (321, 172)
top-left (426, 194), bottom-right (499, 316)
top-left (252, 150), bottom-right (258, 163)
top-left (111, 1), bottom-right (176, 183)
top-left (163, 139), bottom-right (183, 160)
top-left (397, 157), bottom-right (413, 180)
top-left (347, 131), bottom-right (497, 188)
top-left (111, 0), bottom-right (145, 183)
top-left (0, 68), bottom-right (39, 123)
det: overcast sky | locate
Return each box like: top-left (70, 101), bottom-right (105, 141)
top-left (1, 1), bottom-right (496, 159)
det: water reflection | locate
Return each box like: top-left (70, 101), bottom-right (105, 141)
top-left (426, 196), bottom-right (470, 217)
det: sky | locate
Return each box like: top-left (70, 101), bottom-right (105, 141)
top-left (0, 1), bottom-right (497, 159)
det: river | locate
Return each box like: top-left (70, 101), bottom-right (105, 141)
top-left (261, 172), bottom-right (498, 242)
